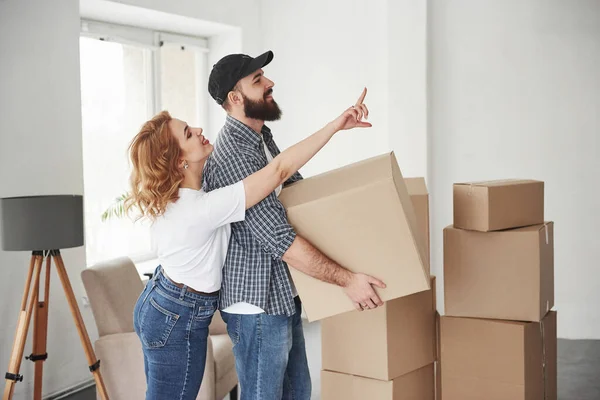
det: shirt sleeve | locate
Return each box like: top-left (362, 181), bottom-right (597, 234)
top-left (203, 181), bottom-right (246, 228)
top-left (213, 149), bottom-right (297, 260)
top-left (284, 170), bottom-right (303, 187)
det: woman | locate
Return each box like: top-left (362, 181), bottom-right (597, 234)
top-left (127, 90), bottom-right (369, 399)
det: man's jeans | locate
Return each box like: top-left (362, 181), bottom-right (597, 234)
top-left (133, 266), bottom-right (218, 400)
top-left (221, 297), bottom-right (311, 400)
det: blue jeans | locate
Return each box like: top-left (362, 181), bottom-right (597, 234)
top-left (133, 266), bottom-right (218, 400)
top-left (221, 297), bottom-right (311, 400)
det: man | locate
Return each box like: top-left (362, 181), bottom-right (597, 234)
top-left (203, 50), bottom-right (385, 399)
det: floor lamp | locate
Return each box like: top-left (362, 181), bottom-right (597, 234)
top-left (0, 195), bottom-right (108, 400)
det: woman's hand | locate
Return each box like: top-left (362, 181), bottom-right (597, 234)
top-left (330, 87), bottom-right (372, 132)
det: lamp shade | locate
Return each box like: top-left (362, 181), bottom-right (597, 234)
top-left (0, 195), bottom-right (84, 251)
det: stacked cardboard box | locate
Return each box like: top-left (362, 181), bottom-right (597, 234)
top-left (440, 180), bottom-right (557, 400)
top-left (319, 178), bottom-right (436, 400)
top-left (278, 153), bottom-right (437, 398)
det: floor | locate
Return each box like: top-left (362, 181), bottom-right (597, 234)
top-left (64, 322), bottom-right (600, 400)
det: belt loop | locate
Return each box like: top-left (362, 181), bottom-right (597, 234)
top-left (179, 285), bottom-right (187, 300)
top-left (152, 266), bottom-right (161, 286)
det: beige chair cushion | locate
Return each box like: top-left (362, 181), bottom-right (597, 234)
top-left (212, 334), bottom-right (238, 400)
top-left (95, 332), bottom-right (146, 400)
top-left (216, 367), bottom-right (238, 400)
top-left (81, 257), bottom-right (145, 337)
top-left (211, 334), bottom-right (235, 380)
top-left (209, 311), bottom-right (227, 336)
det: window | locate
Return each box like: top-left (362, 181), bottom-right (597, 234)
top-left (79, 20), bottom-right (209, 270)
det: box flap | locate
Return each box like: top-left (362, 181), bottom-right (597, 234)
top-left (444, 315), bottom-right (529, 327)
top-left (393, 364), bottom-right (435, 400)
top-left (279, 152), bottom-right (394, 208)
top-left (321, 370), bottom-right (393, 400)
top-left (404, 177), bottom-right (429, 196)
top-left (455, 179), bottom-right (542, 188)
top-left (446, 222), bottom-right (552, 234)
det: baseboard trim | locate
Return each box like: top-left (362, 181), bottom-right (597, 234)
top-left (44, 379), bottom-right (95, 400)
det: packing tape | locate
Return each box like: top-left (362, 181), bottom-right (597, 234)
top-left (544, 223), bottom-right (549, 245)
top-left (468, 183), bottom-right (474, 195)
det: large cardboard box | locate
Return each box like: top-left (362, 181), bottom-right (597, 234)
top-left (440, 312), bottom-right (557, 400)
top-left (279, 152), bottom-right (429, 321)
top-left (444, 222), bottom-right (554, 322)
top-left (322, 276), bottom-right (436, 381)
top-left (322, 364), bottom-right (435, 400)
top-left (405, 177), bottom-right (430, 273)
top-left (453, 179), bottom-right (544, 232)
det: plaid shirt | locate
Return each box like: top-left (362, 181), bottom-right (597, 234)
top-left (203, 115), bottom-right (303, 316)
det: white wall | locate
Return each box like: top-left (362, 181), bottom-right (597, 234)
top-left (0, 0), bottom-right (94, 397)
top-left (429, 0), bottom-right (600, 339)
top-left (259, 0), bottom-right (391, 178)
top-left (258, 2), bottom-right (432, 397)
top-left (388, 0), bottom-right (428, 178)
top-left (0, 0), bottom-right (262, 397)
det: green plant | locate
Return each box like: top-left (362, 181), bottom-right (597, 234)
top-left (101, 192), bottom-right (129, 222)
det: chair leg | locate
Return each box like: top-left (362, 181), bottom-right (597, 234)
top-left (229, 385), bottom-right (238, 400)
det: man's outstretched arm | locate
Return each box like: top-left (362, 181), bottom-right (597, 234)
top-left (216, 147), bottom-right (386, 311)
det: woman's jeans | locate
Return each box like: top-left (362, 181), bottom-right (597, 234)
top-left (133, 266), bottom-right (218, 400)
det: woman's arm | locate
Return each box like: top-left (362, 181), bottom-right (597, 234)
top-left (242, 88), bottom-right (370, 209)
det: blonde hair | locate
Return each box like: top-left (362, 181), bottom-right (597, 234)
top-left (125, 111), bottom-right (184, 220)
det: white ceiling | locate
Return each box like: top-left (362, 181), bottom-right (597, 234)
top-left (80, 0), bottom-right (234, 38)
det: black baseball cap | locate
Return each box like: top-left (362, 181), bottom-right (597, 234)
top-left (208, 50), bottom-right (274, 105)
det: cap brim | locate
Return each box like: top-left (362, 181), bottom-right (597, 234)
top-left (243, 51), bottom-right (274, 77)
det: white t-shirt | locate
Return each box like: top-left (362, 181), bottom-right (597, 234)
top-left (151, 182), bottom-right (246, 293)
top-left (222, 142), bottom-right (297, 315)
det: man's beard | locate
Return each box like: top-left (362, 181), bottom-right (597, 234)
top-left (242, 90), bottom-right (282, 121)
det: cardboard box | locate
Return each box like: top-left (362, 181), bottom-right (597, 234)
top-left (279, 152), bottom-right (429, 321)
top-left (405, 177), bottom-right (430, 273)
top-left (322, 364), bottom-right (435, 400)
top-left (444, 222), bottom-right (554, 322)
top-left (435, 313), bottom-right (442, 400)
top-left (435, 361), bottom-right (441, 400)
top-left (453, 179), bottom-right (544, 232)
top-left (322, 276), bottom-right (436, 381)
top-left (440, 312), bottom-right (557, 400)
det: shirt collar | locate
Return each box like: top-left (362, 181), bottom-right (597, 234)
top-left (225, 115), bottom-right (273, 148)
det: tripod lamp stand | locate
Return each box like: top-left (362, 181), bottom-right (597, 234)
top-left (0, 195), bottom-right (108, 400)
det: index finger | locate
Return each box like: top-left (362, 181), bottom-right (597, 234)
top-left (368, 275), bottom-right (386, 289)
top-left (355, 87), bottom-right (367, 106)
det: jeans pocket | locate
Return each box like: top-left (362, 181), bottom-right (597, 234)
top-left (139, 297), bottom-right (180, 348)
